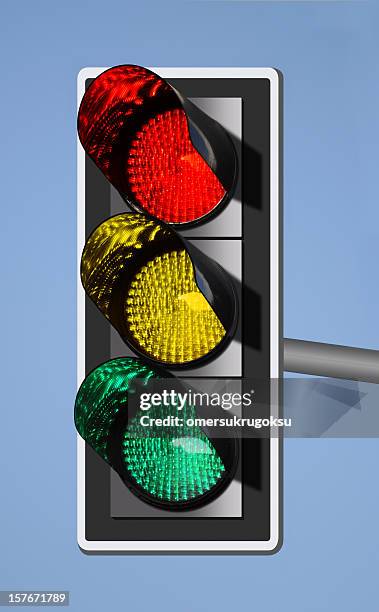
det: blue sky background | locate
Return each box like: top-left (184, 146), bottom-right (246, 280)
top-left (1, 1), bottom-right (378, 610)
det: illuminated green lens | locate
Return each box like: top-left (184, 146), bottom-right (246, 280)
top-left (75, 358), bottom-right (232, 510)
top-left (123, 404), bottom-right (225, 503)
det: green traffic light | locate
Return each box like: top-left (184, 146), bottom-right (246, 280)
top-left (75, 357), bottom-right (237, 511)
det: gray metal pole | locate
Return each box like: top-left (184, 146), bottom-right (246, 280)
top-left (284, 339), bottom-right (379, 383)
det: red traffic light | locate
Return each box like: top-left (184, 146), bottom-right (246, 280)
top-left (78, 65), bottom-right (237, 226)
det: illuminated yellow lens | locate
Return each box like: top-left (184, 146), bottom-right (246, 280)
top-left (126, 250), bottom-right (226, 363)
top-left (81, 213), bottom-right (227, 365)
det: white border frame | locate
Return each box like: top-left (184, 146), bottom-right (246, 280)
top-left (77, 67), bottom-right (280, 552)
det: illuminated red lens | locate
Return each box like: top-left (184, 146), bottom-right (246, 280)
top-left (127, 109), bottom-right (225, 224)
top-left (78, 65), bottom-right (227, 225)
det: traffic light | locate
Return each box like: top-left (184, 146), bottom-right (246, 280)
top-left (81, 212), bottom-right (238, 367)
top-left (75, 357), bottom-right (238, 511)
top-left (77, 65), bottom-right (281, 553)
top-left (77, 65), bottom-right (237, 226)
